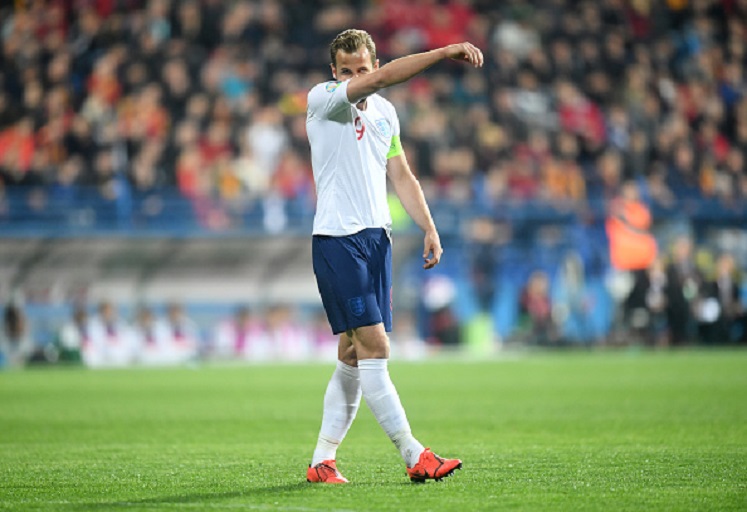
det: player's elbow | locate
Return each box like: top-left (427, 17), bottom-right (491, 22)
top-left (348, 77), bottom-right (386, 104)
top-left (390, 167), bottom-right (417, 191)
top-left (362, 68), bottom-right (396, 93)
top-left (372, 67), bottom-right (402, 89)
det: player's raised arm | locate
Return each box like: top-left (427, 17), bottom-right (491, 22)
top-left (328, 30), bottom-right (483, 106)
top-left (345, 43), bottom-right (483, 104)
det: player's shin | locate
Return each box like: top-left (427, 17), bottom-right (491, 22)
top-left (311, 360), bottom-right (362, 466)
top-left (358, 358), bottom-right (425, 467)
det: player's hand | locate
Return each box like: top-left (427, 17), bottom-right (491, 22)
top-left (444, 42), bottom-right (484, 68)
top-left (423, 229), bottom-right (443, 270)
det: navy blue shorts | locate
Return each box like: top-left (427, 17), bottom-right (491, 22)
top-left (312, 228), bottom-right (393, 335)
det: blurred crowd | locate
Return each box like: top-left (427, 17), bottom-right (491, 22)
top-left (0, 299), bottom-right (429, 368)
top-left (0, 0), bottom-right (745, 225)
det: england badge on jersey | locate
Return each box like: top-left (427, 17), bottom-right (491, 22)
top-left (375, 118), bottom-right (392, 138)
top-left (325, 82), bottom-right (340, 92)
top-left (348, 296), bottom-right (366, 317)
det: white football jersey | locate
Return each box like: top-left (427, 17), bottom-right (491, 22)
top-left (306, 80), bottom-right (400, 236)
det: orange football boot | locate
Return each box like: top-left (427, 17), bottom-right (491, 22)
top-left (406, 448), bottom-right (462, 483)
top-left (306, 460), bottom-right (349, 484)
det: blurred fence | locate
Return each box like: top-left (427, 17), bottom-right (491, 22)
top-left (3, 185), bottom-right (747, 237)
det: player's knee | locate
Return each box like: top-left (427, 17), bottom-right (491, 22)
top-left (338, 343), bottom-right (358, 366)
top-left (351, 325), bottom-right (390, 359)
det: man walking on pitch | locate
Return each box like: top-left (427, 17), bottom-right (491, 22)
top-left (305, 29), bottom-right (483, 483)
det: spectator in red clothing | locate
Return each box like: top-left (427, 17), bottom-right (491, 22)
top-left (520, 271), bottom-right (559, 346)
top-left (87, 52), bottom-right (121, 107)
top-left (118, 84), bottom-right (170, 144)
top-left (556, 81), bottom-right (606, 148)
top-left (176, 144), bottom-right (205, 200)
top-left (272, 149), bottom-right (313, 201)
top-left (0, 117), bottom-right (36, 179)
top-left (425, 5), bottom-right (466, 49)
top-left (199, 121), bottom-right (233, 166)
top-left (135, 84), bottom-right (170, 141)
top-left (697, 120), bottom-right (730, 164)
top-left (507, 147), bottom-right (540, 200)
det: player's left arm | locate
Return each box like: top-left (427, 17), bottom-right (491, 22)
top-left (387, 151), bottom-right (442, 270)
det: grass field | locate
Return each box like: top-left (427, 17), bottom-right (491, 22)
top-left (1, 350), bottom-right (746, 511)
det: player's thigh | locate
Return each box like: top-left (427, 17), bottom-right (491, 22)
top-left (350, 323), bottom-right (390, 360)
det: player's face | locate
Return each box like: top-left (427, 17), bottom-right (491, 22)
top-left (331, 46), bottom-right (379, 81)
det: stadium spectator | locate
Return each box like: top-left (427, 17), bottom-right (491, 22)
top-left (553, 252), bottom-right (595, 344)
top-left (467, 216), bottom-right (500, 314)
top-left (264, 304), bottom-right (312, 362)
top-left (606, 180), bottom-right (658, 272)
top-left (0, 302), bottom-right (34, 368)
top-left (697, 253), bottom-right (745, 345)
top-left (422, 273), bottom-right (462, 347)
top-left (211, 305), bottom-right (270, 361)
top-left (519, 270), bottom-right (559, 346)
top-left (82, 300), bottom-right (137, 368)
top-left (165, 302), bottom-right (201, 359)
top-left (55, 303), bottom-right (87, 364)
top-left (625, 256), bottom-right (670, 347)
top-left (129, 303), bottom-right (194, 366)
top-left (665, 236), bottom-right (704, 346)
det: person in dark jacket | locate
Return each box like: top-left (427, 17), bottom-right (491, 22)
top-left (698, 254), bottom-right (744, 345)
top-left (664, 236), bottom-right (702, 346)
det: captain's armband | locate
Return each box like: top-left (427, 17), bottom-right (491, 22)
top-left (386, 135), bottom-right (404, 159)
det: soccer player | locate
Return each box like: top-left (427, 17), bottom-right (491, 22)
top-left (305, 29), bottom-right (483, 483)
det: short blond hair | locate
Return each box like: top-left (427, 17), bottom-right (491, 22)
top-left (329, 29), bottom-right (376, 66)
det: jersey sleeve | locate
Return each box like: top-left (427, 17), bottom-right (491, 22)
top-left (307, 81), bottom-right (352, 119)
top-left (386, 106), bottom-right (403, 159)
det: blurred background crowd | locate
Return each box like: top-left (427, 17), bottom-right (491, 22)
top-left (1, 0), bottom-right (747, 368)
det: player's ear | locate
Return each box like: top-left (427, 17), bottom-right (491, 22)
top-left (330, 63), bottom-right (337, 80)
top-left (373, 59), bottom-right (380, 71)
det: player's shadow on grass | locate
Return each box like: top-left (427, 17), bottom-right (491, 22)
top-left (73, 481), bottom-right (398, 509)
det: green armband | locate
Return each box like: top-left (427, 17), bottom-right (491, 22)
top-left (387, 135), bottom-right (404, 159)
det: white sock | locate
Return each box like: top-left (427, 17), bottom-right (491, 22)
top-left (311, 360), bottom-right (362, 466)
top-left (358, 358), bottom-right (425, 468)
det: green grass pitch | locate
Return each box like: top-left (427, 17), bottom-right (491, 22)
top-left (1, 350), bottom-right (746, 511)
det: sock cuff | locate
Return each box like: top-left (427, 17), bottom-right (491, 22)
top-left (336, 360), bottom-right (360, 378)
top-left (357, 358), bottom-right (388, 371)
